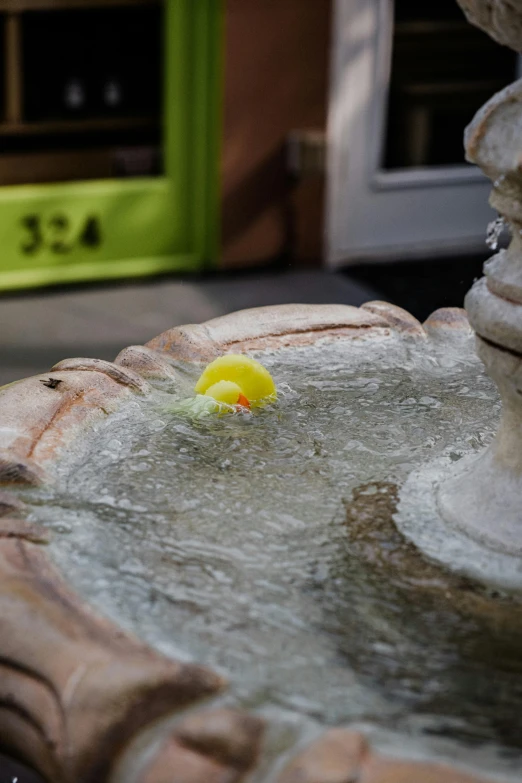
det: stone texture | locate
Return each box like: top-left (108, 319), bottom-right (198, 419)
top-left (0, 368), bottom-right (136, 481)
top-left (141, 740), bottom-right (236, 783)
top-left (146, 323), bottom-right (223, 363)
top-left (438, 333), bottom-right (522, 554)
top-left (0, 490), bottom-right (25, 517)
top-left (114, 345), bottom-right (183, 381)
top-left (436, 25), bottom-right (522, 552)
top-left (456, 0), bottom-right (522, 51)
top-left (277, 730), bottom-right (503, 783)
top-left (423, 307), bottom-right (472, 339)
top-left (0, 450), bottom-right (46, 485)
top-left (464, 79), bottom-right (522, 217)
top-left (51, 357), bottom-right (151, 395)
top-left (0, 517), bottom-right (50, 543)
top-left (361, 301), bottom-right (425, 337)
top-left (467, 273), bottom-right (522, 353)
top-left (276, 729), bottom-right (366, 783)
top-left (146, 304), bottom-right (390, 360)
top-left (361, 756), bottom-right (501, 783)
top-left (139, 709), bottom-right (264, 783)
top-left (0, 538), bottom-right (224, 783)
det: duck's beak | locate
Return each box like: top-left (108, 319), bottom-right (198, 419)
top-left (237, 393), bottom-right (251, 409)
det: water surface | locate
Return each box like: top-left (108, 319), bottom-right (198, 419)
top-left (17, 334), bottom-right (522, 777)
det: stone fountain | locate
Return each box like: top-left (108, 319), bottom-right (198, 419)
top-left (437, 24), bottom-right (522, 555)
top-left (2, 3), bottom-right (522, 782)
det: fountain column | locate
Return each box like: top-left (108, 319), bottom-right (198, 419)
top-left (438, 1), bottom-right (522, 553)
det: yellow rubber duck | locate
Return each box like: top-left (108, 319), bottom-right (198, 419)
top-left (195, 354), bottom-right (276, 410)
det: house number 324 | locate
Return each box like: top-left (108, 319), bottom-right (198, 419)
top-left (20, 214), bottom-right (102, 255)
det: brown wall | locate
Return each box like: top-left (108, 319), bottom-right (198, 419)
top-left (220, 0), bottom-right (332, 269)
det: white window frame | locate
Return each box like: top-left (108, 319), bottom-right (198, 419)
top-left (326, 0), bottom-right (513, 266)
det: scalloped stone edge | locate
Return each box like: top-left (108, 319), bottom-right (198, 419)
top-left (0, 303), bottom-right (468, 489)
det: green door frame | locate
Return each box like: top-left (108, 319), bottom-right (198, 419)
top-left (0, 0), bottom-right (222, 291)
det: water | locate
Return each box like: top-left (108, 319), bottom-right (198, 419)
top-left (486, 216), bottom-right (508, 250)
top-left (14, 334), bottom-right (522, 776)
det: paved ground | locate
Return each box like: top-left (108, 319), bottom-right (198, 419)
top-left (0, 269), bottom-right (378, 387)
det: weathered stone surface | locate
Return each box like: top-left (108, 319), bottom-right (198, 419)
top-left (146, 304), bottom-right (390, 360)
top-left (0, 517), bottom-right (50, 543)
top-left (442, 68), bottom-right (522, 552)
top-left (464, 79), bottom-right (522, 201)
top-left (0, 538), bottom-right (224, 783)
top-left (51, 357), bottom-right (151, 395)
top-left (140, 740), bottom-right (235, 783)
top-left (174, 708), bottom-right (264, 769)
top-left (0, 369), bottom-right (135, 480)
top-left (423, 307), bottom-right (472, 339)
top-left (361, 301), bottom-right (425, 336)
top-left (0, 449), bottom-right (46, 485)
top-left (467, 273), bottom-right (522, 353)
top-left (438, 332), bottom-right (522, 554)
top-left (202, 304), bottom-right (389, 349)
top-left (115, 345), bottom-right (183, 381)
top-left (139, 709), bottom-right (264, 783)
top-left (361, 756), bottom-right (501, 783)
top-left (0, 489), bottom-right (26, 517)
top-left (277, 729), bottom-right (366, 783)
top-left (146, 322), bottom-right (221, 362)
top-left (456, 0), bottom-right (522, 51)
top-left (277, 730), bottom-right (503, 783)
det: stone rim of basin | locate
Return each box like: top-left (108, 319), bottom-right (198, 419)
top-left (0, 300), bottom-right (501, 783)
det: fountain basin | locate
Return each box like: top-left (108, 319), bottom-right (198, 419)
top-left (0, 302), bottom-right (520, 783)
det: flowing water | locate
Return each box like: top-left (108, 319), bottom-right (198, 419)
top-left (15, 333), bottom-right (522, 778)
top-left (486, 216), bottom-right (508, 251)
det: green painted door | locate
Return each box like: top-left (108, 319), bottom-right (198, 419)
top-left (0, 0), bottom-right (221, 290)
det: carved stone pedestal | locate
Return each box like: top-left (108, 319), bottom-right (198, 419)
top-left (438, 35), bottom-right (522, 551)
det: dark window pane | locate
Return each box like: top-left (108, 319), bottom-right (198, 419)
top-left (383, 0), bottom-right (519, 169)
top-left (0, 4), bottom-right (164, 184)
top-left (394, 0), bottom-right (465, 23)
top-left (23, 5), bottom-right (163, 122)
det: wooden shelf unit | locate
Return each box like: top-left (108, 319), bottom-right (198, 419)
top-left (0, 115), bottom-right (157, 135)
top-left (0, 0), bottom-right (163, 184)
top-left (0, 0), bottom-right (158, 11)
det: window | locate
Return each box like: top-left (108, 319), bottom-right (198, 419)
top-left (0, 1), bottom-right (163, 185)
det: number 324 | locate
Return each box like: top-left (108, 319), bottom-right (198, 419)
top-left (21, 214), bottom-right (102, 255)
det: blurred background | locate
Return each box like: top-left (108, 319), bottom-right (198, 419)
top-left (0, 0), bottom-right (519, 383)
top-left (0, 1), bottom-right (519, 780)
top-left (0, 0), bottom-right (517, 389)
